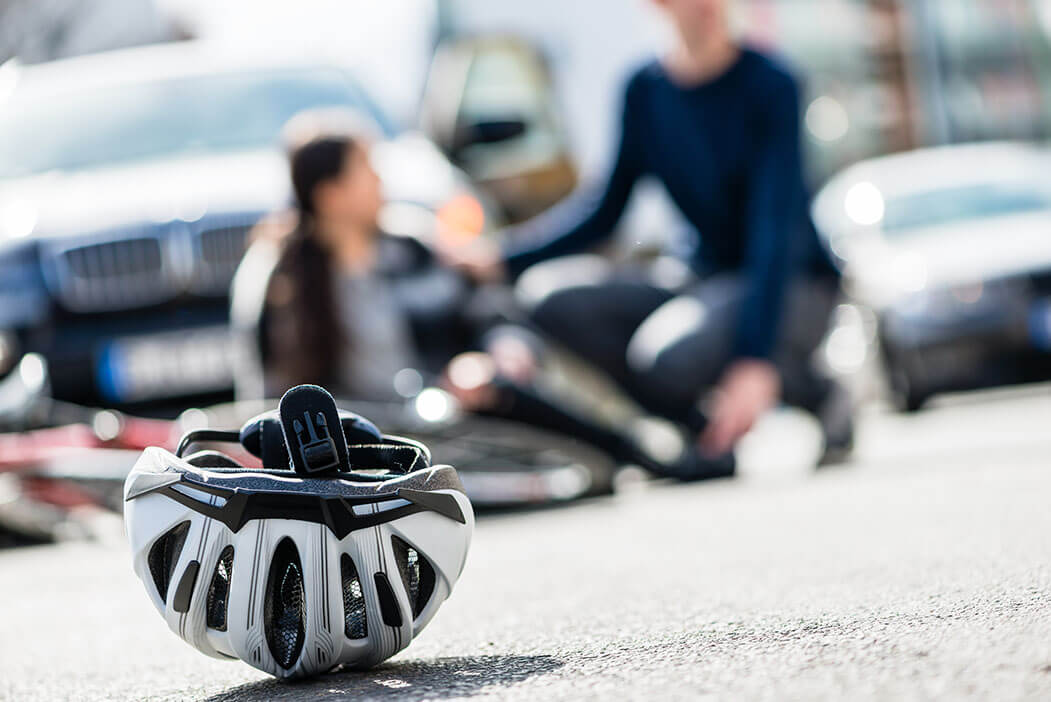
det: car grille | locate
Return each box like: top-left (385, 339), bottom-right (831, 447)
top-left (49, 234), bottom-right (178, 312)
top-left (63, 238), bottom-right (164, 278)
top-left (193, 217), bottom-right (256, 295)
top-left (45, 214), bottom-right (260, 313)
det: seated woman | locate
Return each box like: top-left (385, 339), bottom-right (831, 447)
top-left (231, 111), bottom-right (509, 404)
top-left (230, 111), bottom-right (694, 478)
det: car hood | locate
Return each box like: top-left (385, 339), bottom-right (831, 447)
top-left (905, 213), bottom-right (1051, 282)
top-left (844, 211), bottom-right (1051, 306)
top-left (0, 151), bottom-right (292, 239)
top-left (0, 133), bottom-right (465, 241)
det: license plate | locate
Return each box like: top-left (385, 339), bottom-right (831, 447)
top-left (97, 326), bottom-right (235, 402)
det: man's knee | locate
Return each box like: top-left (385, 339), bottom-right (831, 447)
top-left (513, 254), bottom-right (613, 314)
top-left (625, 295), bottom-right (730, 400)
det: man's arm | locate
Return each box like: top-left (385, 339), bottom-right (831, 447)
top-left (502, 73), bottom-right (647, 276)
top-left (734, 74), bottom-right (803, 361)
top-left (699, 73), bottom-right (804, 454)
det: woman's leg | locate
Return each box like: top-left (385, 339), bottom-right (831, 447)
top-left (476, 379), bottom-right (642, 462)
top-left (474, 378), bottom-right (729, 479)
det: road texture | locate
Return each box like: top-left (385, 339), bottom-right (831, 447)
top-left (2, 388), bottom-right (1050, 701)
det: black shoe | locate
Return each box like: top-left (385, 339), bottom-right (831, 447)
top-left (658, 448), bottom-right (736, 482)
top-left (816, 381), bottom-right (855, 466)
top-left (610, 432), bottom-right (735, 482)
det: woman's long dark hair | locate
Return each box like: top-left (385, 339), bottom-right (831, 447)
top-left (262, 128), bottom-right (357, 387)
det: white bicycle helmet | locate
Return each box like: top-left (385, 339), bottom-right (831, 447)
top-left (124, 384), bottom-right (474, 678)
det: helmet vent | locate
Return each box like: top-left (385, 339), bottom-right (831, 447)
top-left (206, 546), bottom-right (235, 631)
top-left (340, 554), bottom-right (368, 639)
top-left (391, 536), bottom-right (436, 619)
top-left (147, 521), bottom-right (190, 604)
top-left (264, 538), bottom-right (306, 670)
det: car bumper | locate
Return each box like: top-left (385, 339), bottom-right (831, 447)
top-left (881, 293), bottom-right (1051, 398)
top-left (25, 303), bottom-right (236, 409)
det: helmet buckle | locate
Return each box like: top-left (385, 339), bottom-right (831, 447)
top-left (279, 384), bottom-right (350, 475)
top-left (293, 412), bottom-right (340, 473)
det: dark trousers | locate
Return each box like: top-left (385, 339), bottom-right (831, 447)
top-left (516, 255), bottom-right (839, 432)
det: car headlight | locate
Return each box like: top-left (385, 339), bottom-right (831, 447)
top-left (0, 199), bottom-right (37, 239)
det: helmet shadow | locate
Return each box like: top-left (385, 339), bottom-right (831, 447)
top-left (203, 653), bottom-right (564, 701)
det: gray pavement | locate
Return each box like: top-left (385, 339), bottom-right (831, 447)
top-left (2, 389), bottom-right (1051, 701)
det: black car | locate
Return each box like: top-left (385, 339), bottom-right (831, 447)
top-left (0, 42), bottom-right (502, 412)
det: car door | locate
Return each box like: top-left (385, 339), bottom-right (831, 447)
top-left (420, 35), bottom-right (577, 224)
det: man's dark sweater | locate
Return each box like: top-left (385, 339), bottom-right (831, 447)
top-left (503, 47), bottom-right (837, 360)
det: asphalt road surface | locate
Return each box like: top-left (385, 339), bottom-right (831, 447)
top-left (2, 388), bottom-right (1050, 701)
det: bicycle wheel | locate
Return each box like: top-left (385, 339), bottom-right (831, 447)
top-left (188, 394), bottom-right (619, 508)
top-left (344, 399), bottom-right (618, 508)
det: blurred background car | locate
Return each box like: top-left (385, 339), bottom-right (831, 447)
top-left (420, 35), bottom-right (578, 223)
top-left (0, 0), bottom-right (181, 65)
top-left (814, 142), bottom-right (1051, 411)
top-left (0, 40), bottom-right (553, 411)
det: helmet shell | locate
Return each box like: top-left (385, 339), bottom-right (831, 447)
top-left (124, 447), bottom-right (473, 678)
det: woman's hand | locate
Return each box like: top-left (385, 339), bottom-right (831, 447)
top-left (486, 334), bottom-right (538, 385)
top-left (441, 352), bottom-right (498, 411)
top-left (436, 237), bottom-right (507, 284)
top-left (699, 359), bottom-right (781, 456)
top-left (440, 336), bottom-right (538, 411)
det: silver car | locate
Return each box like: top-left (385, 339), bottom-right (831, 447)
top-left (813, 142), bottom-right (1051, 410)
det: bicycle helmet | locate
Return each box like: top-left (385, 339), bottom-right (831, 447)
top-left (124, 384), bottom-right (474, 678)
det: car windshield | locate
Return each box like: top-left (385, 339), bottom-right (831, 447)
top-left (883, 183), bottom-right (1051, 235)
top-left (0, 68), bottom-right (389, 178)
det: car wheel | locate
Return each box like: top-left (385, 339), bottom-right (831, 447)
top-left (888, 366), bottom-right (927, 412)
top-left (900, 389), bottom-right (927, 413)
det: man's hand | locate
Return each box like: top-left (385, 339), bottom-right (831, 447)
top-left (436, 237), bottom-right (507, 284)
top-left (699, 359), bottom-right (781, 455)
